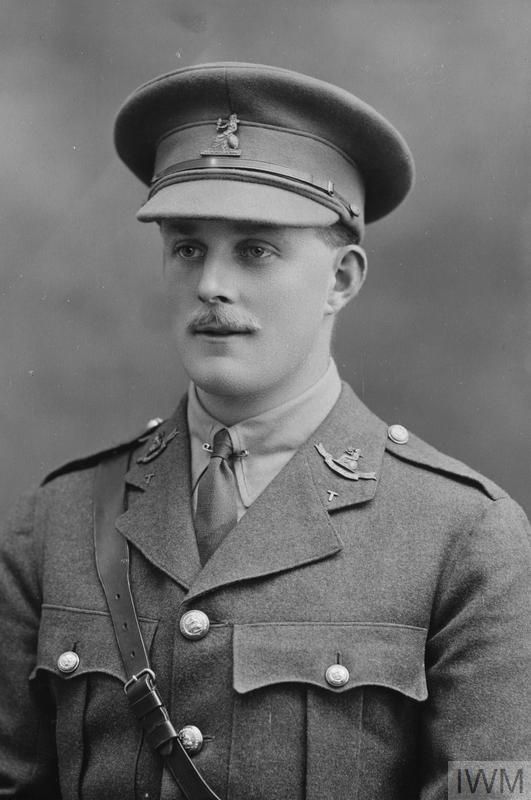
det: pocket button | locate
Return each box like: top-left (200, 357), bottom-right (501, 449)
top-left (57, 651), bottom-right (80, 674)
top-left (325, 663), bottom-right (350, 687)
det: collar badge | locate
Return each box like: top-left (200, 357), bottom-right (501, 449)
top-left (200, 113), bottom-right (242, 157)
top-left (137, 427), bottom-right (179, 464)
top-left (315, 443), bottom-right (377, 481)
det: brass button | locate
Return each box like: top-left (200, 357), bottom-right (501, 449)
top-left (178, 725), bottom-right (203, 755)
top-left (179, 610), bottom-right (210, 640)
top-left (146, 417), bottom-right (163, 431)
top-left (325, 663), bottom-right (350, 687)
top-left (388, 424), bottom-right (409, 445)
top-left (57, 651), bottom-right (80, 674)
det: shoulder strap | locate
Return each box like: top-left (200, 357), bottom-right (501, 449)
top-left (42, 419), bottom-right (163, 486)
top-left (93, 454), bottom-right (222, 800)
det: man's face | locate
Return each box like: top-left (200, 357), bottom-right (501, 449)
top-left (160, 218), bottom-right (348, 412)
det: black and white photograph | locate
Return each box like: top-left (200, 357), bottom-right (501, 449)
top-left (1, 2), bottom-right (530, 798)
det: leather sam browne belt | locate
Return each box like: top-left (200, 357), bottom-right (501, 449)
top-left (93, 452), bottom-right (221, 800)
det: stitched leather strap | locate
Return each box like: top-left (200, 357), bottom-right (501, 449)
top-left (94, 453), bottom-right (150, 676)
top-left (93, 454), bottom-right (222, 800)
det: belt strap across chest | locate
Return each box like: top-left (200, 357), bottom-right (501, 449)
top-left (93, 452), bottom-right (221, 800)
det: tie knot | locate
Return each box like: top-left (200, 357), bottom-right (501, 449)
top-left (211, 428), bottom-right (234, 461)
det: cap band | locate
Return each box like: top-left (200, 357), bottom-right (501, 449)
top-left (143, 119), bottom-right (365, 233)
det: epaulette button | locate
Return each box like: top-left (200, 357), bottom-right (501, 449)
top-left (388, 424), bottom-right (409, 445)
top-left (146, 417), bottom-right (163, 431)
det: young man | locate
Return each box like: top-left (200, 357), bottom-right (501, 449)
top-left (1, 63), bottom-right (530, 800)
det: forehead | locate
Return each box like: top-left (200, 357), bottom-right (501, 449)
top-left (159, 218), bottom-right (320, 241)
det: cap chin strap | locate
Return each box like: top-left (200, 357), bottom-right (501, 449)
top-left (149, 157), bottom-right (362, 229)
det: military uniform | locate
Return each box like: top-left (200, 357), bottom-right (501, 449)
top-left (1, 385), bottom-right (530, 798)
top-left (1, 62), bottom-right (530, 799)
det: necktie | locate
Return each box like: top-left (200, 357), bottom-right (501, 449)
top-left (195, 428), bottom-right (238, 564)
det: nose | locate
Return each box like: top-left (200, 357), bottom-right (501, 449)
top-left (197, 252), bottom-right (237, 304)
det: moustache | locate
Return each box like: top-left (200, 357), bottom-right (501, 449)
top-left (186, 305), bottom-right (261, 334)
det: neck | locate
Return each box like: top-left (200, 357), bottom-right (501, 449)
top-left (195, 356), bottom-right (333, 427)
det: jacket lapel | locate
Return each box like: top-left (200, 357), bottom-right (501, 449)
top-left (115, 404), bottom-right (201, 590)
top-left (185, 384), bottom-right (388, 602)
top-left (115, 384), bottom-right (388, 599)
top-left (185, 444), bottom-right (343, 602)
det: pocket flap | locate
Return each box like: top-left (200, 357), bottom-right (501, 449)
top-left (30, 604), bottom-right (158, 683)
top-left (234, 622), bottom-right (427, 700)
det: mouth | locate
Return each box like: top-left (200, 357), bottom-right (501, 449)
top-left (193, 326), bottom-right (253, 337)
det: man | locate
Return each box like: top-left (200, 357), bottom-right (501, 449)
top-left (0, 62), bottom-right (529, 800)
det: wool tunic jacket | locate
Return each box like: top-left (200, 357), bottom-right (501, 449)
top-left (1, 384), bottom-right (530, 799)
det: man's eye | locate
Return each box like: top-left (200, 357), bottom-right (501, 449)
top-left (174, 244), bottom-right (203, 259)
top-left (239, 245), bottom-right (272, 259)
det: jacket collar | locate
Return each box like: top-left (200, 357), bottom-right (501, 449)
top-left (115, 384), bottom-right (388, 599)
top-left (306, 381), bottom-right (387, 512)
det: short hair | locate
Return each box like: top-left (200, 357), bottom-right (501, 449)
top-left (315, 222), bottom-right (361, 247)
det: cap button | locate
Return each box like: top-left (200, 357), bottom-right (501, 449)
top-left (178, 725), bottom-right (204, 755)
top-left (325, 663), bottom-right (350, 688)
top-left (388, 424), bottom-right (409, 445)
top-left (57, 651), bottom-right (80, 674)
top-left (180, 610), bottom-right (210, 640)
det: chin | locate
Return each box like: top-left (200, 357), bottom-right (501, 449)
top-left (185, 360), bottom-right (260, 399)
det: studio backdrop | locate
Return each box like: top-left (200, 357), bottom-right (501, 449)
top-left (1, 0), bottom-right (529, 517)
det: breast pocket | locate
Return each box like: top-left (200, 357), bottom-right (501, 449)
top-left (29, 604), bottom-right (158, 800)
top-left (229, 621), bottom-right (427, 800)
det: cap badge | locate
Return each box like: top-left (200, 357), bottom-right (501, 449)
top-left (201, 113), bottom-right (242, 157)
top-left (315, 443), bottom-right (377, 481)
top-left (137, 427), bottom-right (179, 464)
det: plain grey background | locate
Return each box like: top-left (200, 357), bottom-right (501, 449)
top-left (1, 0), bottom-right (530, 517)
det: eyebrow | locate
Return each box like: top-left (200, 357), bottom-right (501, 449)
top-left (161, 221), bottom-right (199, 236)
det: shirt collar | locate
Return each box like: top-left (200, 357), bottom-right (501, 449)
top-left (187, 360), bottom-right (342, 506)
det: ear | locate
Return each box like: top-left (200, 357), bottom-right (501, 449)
top-left (324, 245), bottom-right (368, 315)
